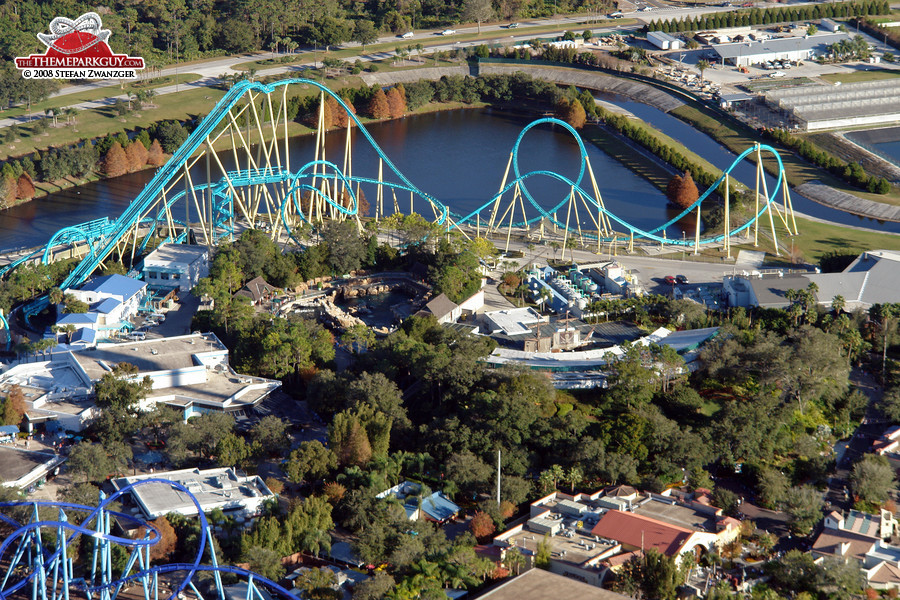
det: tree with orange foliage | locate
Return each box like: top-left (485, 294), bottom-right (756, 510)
top-left (147, 139), bottom-right (166, 166)
top-left (367, 88), bottom-right (391, 119)
top-left (323, 481), bottom-right (347, 504)
top-left (2, 384), bottom-right (26, 426)
top-left (333, 96), bottom-right (356, 128)
top-left (136, 516), bottom-right (177, 562)
top-left (16, 173), bottom-right (35, 200)
top-left (556, 98), bottom-right (586, 129)
top-left (386, 85), bottom-right (407, 119)
top-left (103, 142), bottom-right (128, 177)
top-left (666, 170), bottom-right (699, 210)
top-left (470, 510), bottom-right (496, 539)
top-left (125, 141), bottom-right (149, 172)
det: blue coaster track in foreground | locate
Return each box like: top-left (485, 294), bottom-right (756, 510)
top-left (0, 478), bottom-right (295, 600)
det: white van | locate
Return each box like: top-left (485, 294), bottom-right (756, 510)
top-left (126, 332), bottom-right (146, 341)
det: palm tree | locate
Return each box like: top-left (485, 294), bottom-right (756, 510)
top-left (697, 59), bottom-right (710, 82)
top-left (64, 107), bottom-right (77, 127)
top-left (832, 294), bottom-right (845, 315)
top-left (505, 548), bottom-right (526, 575)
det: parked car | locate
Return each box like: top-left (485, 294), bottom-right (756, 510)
top-left (126, 332), bottom-right (146, 341)
top-left (676, 274), bottom-right (689, 284)
top-left (664, 275), bottom-right (677, 285)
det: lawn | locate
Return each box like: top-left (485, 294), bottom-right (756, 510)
top-left (1, 86), bottom-right (225, 161)
top-left (0, 73), bottom-right (203, 122)
top-left (819, 68), bottom-right (900, 84)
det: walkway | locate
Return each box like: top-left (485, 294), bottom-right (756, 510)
top-left (796, 181), bottom-right (900, 223)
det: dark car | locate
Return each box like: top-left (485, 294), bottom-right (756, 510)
top-left (676, 274), bottom-right (689, 284)
top-left (664, 275), bottom-right (677, 285)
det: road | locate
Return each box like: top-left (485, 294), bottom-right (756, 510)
top-left (0, 0), bottom-right (833, 130)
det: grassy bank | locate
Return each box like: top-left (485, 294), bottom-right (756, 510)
top-left (0, 73), bottom-right (203, 123)
top-left (670, 103), bottom-right (900, 207)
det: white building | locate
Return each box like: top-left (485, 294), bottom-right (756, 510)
top-left (647, 31), bottom-right (684, 50)
top-left (56, 274), bottom-right (148, 340)
top-left (111, 467), bottom-right (276, 519)
top-left (0, 332), bottom-right (281, 432)
top-left (713, 32), bottom-right (851, 67)
top-left (141, 244), bottom-right (209, 292)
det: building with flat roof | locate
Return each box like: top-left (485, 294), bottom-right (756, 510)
top-left (647, 31), bottom-right (684, 50)
top-left (112, 467), bottom-right (276, 519)
top-left (723, 250), bottom-right (900, 311)
top-left (141, 243), bottom-right (209, 292)
top-left (713, 32), bottom-right (850, 67)
top-left (474, 568), bottom-right (630, 599)
top-left (813, 509), bottom-right (900, 590)
top-left (0, 445), bottom-right (66, 489)
top-left (0, 332), bottom-right (280, 432)
top-left (766, 79), bottom-right (900, 131)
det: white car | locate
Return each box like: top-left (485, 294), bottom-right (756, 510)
top-left (400, 31), bottom-right (414, 39)
top-left (640, 6), bottom-right (653, 11)
top-left (441, 29), bottom-right (456, 35)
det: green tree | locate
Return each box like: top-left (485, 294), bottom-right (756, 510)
top-left (286, 440), bottom-right (338, 484)
top-left (463, 0), bottom-right (494, 33)
top-left (250, 415), bottom-right (290, 457)
top-left (784, 485), bottom-right (824, 535)
top-left (851, 454), bottom-right (896, 504)
top-left (321, 220), bottom-right (366, 274)
top-left (534, 535), bottom-right (552, 569)
top-left (243, 546), bottom-right (284, 581)
top-left (67, 442), bottom-right (113, 483)
top-left (697, 59), bottom-right (710, 81)
top-left (215, 432), bottom-right (253, 468)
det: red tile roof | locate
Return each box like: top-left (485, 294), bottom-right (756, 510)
top-left (591, 510), bottom-right (693, 557)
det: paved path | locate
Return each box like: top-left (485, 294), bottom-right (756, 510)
top-left (796, 181), bottom-right (900, 223)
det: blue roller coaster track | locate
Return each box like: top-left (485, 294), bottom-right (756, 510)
top-left (0, 478), bottom-right (296, 600)
top-left (0, 77), bottom-right (794, 314)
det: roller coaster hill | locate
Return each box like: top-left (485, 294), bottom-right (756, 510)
top-left (0, 77), bottom-right (797, 351)
top-left (0, 478), bottom-right (298, 600)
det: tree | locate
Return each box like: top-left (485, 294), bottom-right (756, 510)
top-left (125, 141), bottom-right (148, 172)
top-left (872, 303), bottom-right (900, 380)
top-left (697, 59), bottom-right (710, 81)
top-left (95, 363), bottom-right (152, 412)
top-left (505, 547), bottom-right (526, 575)
top-left (354, 20), bottom-right (378, 53)
top-left (534, 535), bottom-right (552, 569)
top-left (16, 173), bottom-right (35, 200)
top-left (243, 546), bottom-right (284, 581)
top-left (807, 24), bottom-right (818, 35)
top-left (556, 97), bottom-right (586, 129)
top-left (2, 384), bottom-right (26, 426)
top-left (368, 88), bottom-right (391, 119)
top-left (386, 85), bottom-right (407, 119)
top-left (343, 324), bottom-right (376, 354)
top-left (286, 440), bottom-right (338, 483)
top-left (215, 432), bottom-right (253, 468)
top-left (321, 220), bottom-right (366, 274)
top-left (142, 516), bottom-right (177, 561)
top-left (851, 454), bottom-right (896, 504)
top-left (463, 0), bottom-right (494, 33)
top-left (539, 464), bottom-right (565, 492)
top-left (666, 171), bottom-right (699, 209)
top-left (352, 573), bottom-right (395, 600)
top-left (103, 142), bottom-right (128, 177)
top-left (470, 511), bottom-right (496, 539)
top-left (250, 415), bottom-right (290, 456)
top-left (784, 485), bottom-right (824, 535)
top-left (294, 567), bottom-right (341, 600)
top-left (147, 139), bottom-right (166, 166)
top-left (67, 442), bottom-right (113, 483)
top-left (615, 548), bottom-right (682, 598)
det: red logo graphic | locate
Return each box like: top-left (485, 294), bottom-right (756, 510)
top-left (15, 12), bottom-right (145, 79)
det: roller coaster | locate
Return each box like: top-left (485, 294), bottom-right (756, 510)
top-left (0, 77), bottom-right (797, 349)
top-left (0, 478), bottom-right (294, 600)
